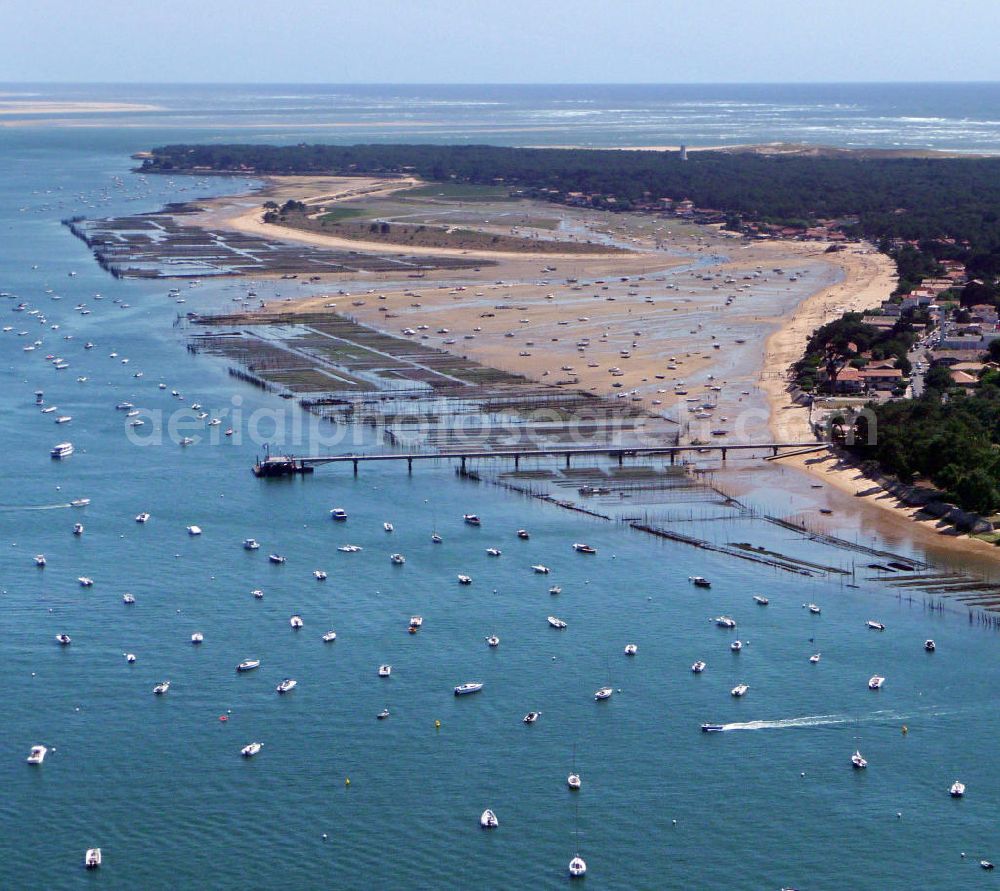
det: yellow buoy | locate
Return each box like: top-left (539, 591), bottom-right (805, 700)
top-left (435, 720), bottom-right (441, 729)
top-left (345, 777), bottom-right (351, 786)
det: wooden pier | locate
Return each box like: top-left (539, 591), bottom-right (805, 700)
top-left (252, 441), bottom-right (827, 477)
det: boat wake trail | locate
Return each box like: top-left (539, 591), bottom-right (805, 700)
top-left (721, 713), bottom-right (849, 732)
top-left (0, 503), bottom-right (73, 511)
top-left (719, 708), bottom-right (939, 732)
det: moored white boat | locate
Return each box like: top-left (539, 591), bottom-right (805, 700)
top-left (236, 659), bottom-right (261, 672)
top-left (573, 542), bottom-right (596, 554)
top-left (594, 686), bottom-right (613, 701)
top-left (715, 616), bottom-right (736, 629)
top-left (152, 680), bottom-right (170, 695)
top-left (241, 742), bottom-right (263, 757)
top-left (731, 683), bottom-right (749, 697)
top-left (50, 441), bottom-right (73, 458)
top-left (378, 664), bottom-right (392, 677)
top-left (322, 630), bottom-right (337, 642)
top-left (454, 682), bottom-right (483, 695)
top-left (567, 773), bottom-right (581, 790)
top-left (186, 525), bottom-right (202, 536)
top-left (532, 564), bottom-right (550, 574)
top-left (243, 538), bottom-right (260, 550)
top-left (851, 750), bottom-right (868, 769)
top-left (807, 603), bottom-right (821, 614)
top-left (486, 634), bottom-right (500, 647)
top-left (480, 809), bottom-right (499, 829)
top-left (55, 633), bottom-right (71, 645)
top-left (689, 576), bottom-right (711, 588)
top-left (517, 529), bottom-right (529, 539)
top-left (753, 595), bottom-right (769, 606)
top-left (34, 554), bottom-right (46, 567)
top-left (457, 574), bottom-right (473, 585)
top-left (389, 553), bottom-right (405, 565)
top-left (463, 514), bottom-right (481, 526)
top-left (691, 660), bottom-right (706, 673)
top-left (624, 643), bottom-right (638, 655)
top-left (73, 523), bottom-right (84, 535)
top-left (548, 615), bottom-right (567, 629)
top-left (190, 632), bottom-right (203, 644)
top-left (730, 640), bottom-right (743, 652)
top-left (275, 678), bottom-right (297, 693)
top-left (868, 675), bottom-right (885, 690)
top-left (268, 553), bottom-right (285, 564)
top-left (78, 576), bottom-right (93, 587)
top-left (809, 653), bottom-right (821, 663)
top-left (522, 711), bottom-right (541, 724)
top-left (950, 781), bottom-right (965, 797)
top-left (290, 615), bottom-right (303, 629)
top-left (135, 512), bottom-right (150, 523)
top-left (408, 615), bottom-right (423, 630)
top-left (925, 639), bottom-right (936, 652)
top-left (85, 848), bottom-right (102, 869)
top-left (122, 592), bottom-right (135, 605)
top-left (330, 508), bottom-right (347, 521)
top-left (383, 522), bottom-right (394, 532)
top-left (568, 855), bottom-right (587, 878)
top-left (27, 744), bottom-right (47, 765)
top-left (314, 570), bottom-right (327, 580)
top-left (866, 620), bottom-right (886, 631)
top-left (486, 547), bottom-right (502, 557)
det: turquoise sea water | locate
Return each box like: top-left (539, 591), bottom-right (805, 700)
top-left (1, 87), bottom-right (999, 889)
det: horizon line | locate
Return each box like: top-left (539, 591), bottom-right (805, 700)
top-left (2, 79), bottom-right (1000, 87)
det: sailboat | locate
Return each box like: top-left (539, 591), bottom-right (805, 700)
top-left (851, 721), bottom-right (868, 769)
top-left (567, 743), bottom-right (581, 790)
top-left (568, 800), bottom-right (587, 878)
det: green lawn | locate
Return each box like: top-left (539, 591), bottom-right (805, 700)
top-left (397, 182), bottom-right (515, 201)
top-left (318, 206), bottom-right (369, 223)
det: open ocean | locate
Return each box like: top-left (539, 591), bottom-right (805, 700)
top-left (1, 84), bottom-right (999, 889)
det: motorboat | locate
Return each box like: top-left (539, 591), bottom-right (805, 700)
top-left (268, 553), bottom-right (286, 564)
top-left (463, 514), bottom-right (481, 526)
top-left (868, 675), bottom-right (885, 690)
top-left (383, 522), bottom-right (394, 532)
top-left (152, 680), bottom-right (170, 695)
top-left (431, 532), bottom-right (443, 543)
top-left (50, 442), bottom-right (73, 459)
top-left (624, 643), bottom-right (638, 655)
top-left (548, 616), bottom-right (567, 629)
top-left (27, 745), bottom-right (47, 765)
top-left (730, 640), bottom-right (743, 652)
top-left (78, 577), bottom-right (94, 587)
top-left (85, 849), bottom-right (102, 870)
top-left (981, 861), bottom-right (994, 871)
top-left (378, 664), bottom-right (392, 677)
top-left (73, 523), bottom-right (84, 536)
top-left (124, 653), bottom-right (136, 663)
top-left (34, 554), bottom-right (46, 567)
top-left (290, 615), bottom-right (303, 629)
top-left (251, 589), bottom-right (264, 599)
top-left (731, 683), bottom-right (749, 697)
top-left (314, 570), bottom-right (327, 580)
top-left (715, 616), bottom-right (736, 629)
top-left (276, 678), bottom-right (297, 694)
top-left (549, 585), bottom-right (562, 595)
top-left (689, 576), bottom-right (711, 588)
top-left (851, 750), bottom-right (868, 769)
top-left (809, 653), bottom-right (821, 664)
top-left (243, 538), bottom-right (260, 550)
top-left (458, 574), bottom-right (473, 585)
top-left (56, 416), bottom-right (72, 425)
top-left (807, 604), bottom-right (821, 615)
top-left (187, 525), bottom-right (202, 536)
top-left (236, 659), bottom-right (261, 672)
top-left (135, 512), bottom-right (150, 523)
top-left (70, 497), bottom-right (90, 508)
top-left (486, 547), bottom-right (502, 557)
top-left (573, 543), bottom-right (596, 554)
top-left (517, 529), bottom-right (530, 540)
top-left (753, 595), bottom-right (769, 606)
top-left (568, 856), bottom-right (587, 878)
top-left (55, 634), bottom-right (71, 645)
top-left (377, 708), bottom-right (390, 720)
top-left (330, 508), bottom-right (348, 521)
top-left (701, 724), bottom-right (725, 733)
top-left (454, 682), bottom-right (484, 696)
top-left (179, 437), bottom-right (194, 446)
top-left (241, 742), bottom-right (263, 758)
top-left (390, 553), bottom-right (405, 565)
top-left (925, 639), bottom-right (936, 652)
top-left (338, 544), bottom-right (362, 553)
top-left (950, 781), bottom-right (965, 797)
top-left (691, 661), bottom-right (706, 673)
top-left (866, 620), bottom-right (886, 631)
top-left (122, 593), bottom-right (135, 605)
top-left (191, 632), bottom-right (203, 644)
top-left (480, 809), bottom-right (499, 829)
top-left (486, 635), bottom-right (500, 648)
top-left (523, 711), bottom-right (541, 724)
top-left (322, 630), bottom-right (337, 643)
top-left (594, 687), bottom-right (613, 701)
top-left (567, 773), bottom-right (581, 790)
top-left (408, 616), bottom-right (423, 630)
top-left (532, 564), bottom-right (550, 574)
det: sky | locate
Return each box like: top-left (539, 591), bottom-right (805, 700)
top-left (1, 0), bottom-right (999, 84)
